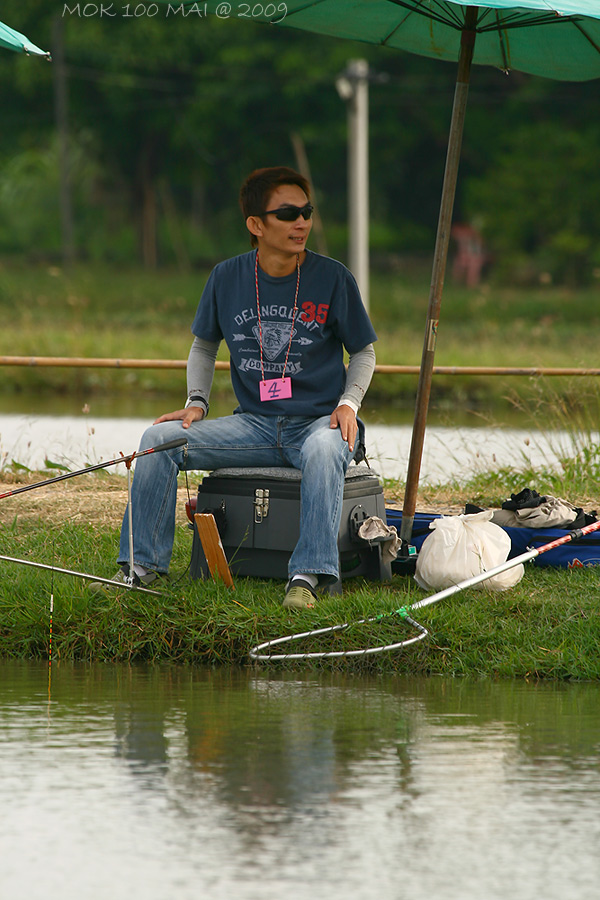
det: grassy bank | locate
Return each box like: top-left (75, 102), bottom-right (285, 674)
top-left (1, 259), bottom-right (600, 676)
top-left (0, 470), bottom-right (599, 679)
top-left (1, 260), bottom-right (600, 411)
top-left (1, 519), bottom-right (599, 679)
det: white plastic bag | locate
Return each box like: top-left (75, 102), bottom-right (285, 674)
top-left (414, 510), bottom-right (524, 592)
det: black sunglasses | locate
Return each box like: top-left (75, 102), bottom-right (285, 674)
top-left (261, 203), bottom-right (314, 222)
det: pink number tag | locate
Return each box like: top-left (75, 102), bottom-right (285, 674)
top-left (260, 377), bottom-right (292, 402)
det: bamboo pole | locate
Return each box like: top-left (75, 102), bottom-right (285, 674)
top-left (400, 7), bottom-right (479, 544)
top-left (372, 365), bottom-right (600, 376)
top-left (1, 356), bottom-right (600, 377)
top-left (0, 356), bottom-right (217, 370)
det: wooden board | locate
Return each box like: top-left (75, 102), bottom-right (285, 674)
top-left (194, 513), bottom-right (235, 589)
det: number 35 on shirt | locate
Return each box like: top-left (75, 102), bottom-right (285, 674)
top-left (301, 302), bottom-right (329, 324)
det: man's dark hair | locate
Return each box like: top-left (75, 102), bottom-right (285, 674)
top-left (240, 167), bottom-right (311, 247)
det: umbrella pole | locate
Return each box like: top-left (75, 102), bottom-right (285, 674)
top-left (400, 7), bottom-right (478, 543)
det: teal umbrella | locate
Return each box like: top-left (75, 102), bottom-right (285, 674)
top-left (260, 0), bottom-right (600, 82)
top-left (171, 0), bottom-right (600, 539)
top-left (0, 18), bottom-right (50, 57)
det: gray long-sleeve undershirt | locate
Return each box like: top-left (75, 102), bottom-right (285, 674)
top-left (186, 336), bottom-right (376, 414)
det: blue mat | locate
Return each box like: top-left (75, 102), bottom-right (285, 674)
top-left (386, 509), bottom-right (600, 569)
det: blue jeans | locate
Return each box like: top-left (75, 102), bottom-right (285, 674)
top-left (118, 413), bottom-right (355, 581)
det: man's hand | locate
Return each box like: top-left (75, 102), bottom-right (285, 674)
top-left (330, 404), bottom-right (357, 452)
top-left (154, 407), bottom-right (205, 429)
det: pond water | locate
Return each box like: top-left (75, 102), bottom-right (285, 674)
top-left (0, 409), bottom-right (586, 484)
top-left (1, 662), bottom-right (598, 900)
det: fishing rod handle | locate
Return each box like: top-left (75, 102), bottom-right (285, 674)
top-left (147, 437), bottom-right (188, 453)
top-left (129, 436), bottom-right (188, 462)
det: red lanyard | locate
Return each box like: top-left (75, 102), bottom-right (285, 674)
top-left (255, 251), bottom-right (300, 384)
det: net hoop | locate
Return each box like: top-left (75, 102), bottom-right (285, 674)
top-left (249, 612), bottom-right (428, 661)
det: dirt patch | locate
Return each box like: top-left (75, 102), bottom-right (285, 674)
top-left (0, 474), bottom-right (196, 529)
top-left (2, 471), bottom-right (597, 536)
top-left (0, 471), bottom-right (468, 531)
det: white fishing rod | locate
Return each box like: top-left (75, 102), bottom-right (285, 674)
top-left (0, 554), bottom-right (162, 594)
top-left (249, 518), bottom-right (600, 661)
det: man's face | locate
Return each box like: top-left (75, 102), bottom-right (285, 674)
top-left (251, 184), bottom-right (313, 256)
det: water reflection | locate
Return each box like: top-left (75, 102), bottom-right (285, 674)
top-left (0, 662), bottom-right (599, 900)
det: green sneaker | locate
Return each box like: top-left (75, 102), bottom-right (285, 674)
top-left (89, 566), bottom-right (165, 594)
top-left (282, 578), bottom-right (318, 609)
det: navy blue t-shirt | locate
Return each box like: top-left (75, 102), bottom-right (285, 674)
top-left (191, 250), bottom-right (377, 417)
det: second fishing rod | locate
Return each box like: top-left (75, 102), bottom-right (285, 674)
top-left (0, 436), bottom-right (189, 591)
top-left (0, 437), bottom-right (189, 501)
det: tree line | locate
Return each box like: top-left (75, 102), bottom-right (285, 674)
top-left (1, 0), bottom-right (599, 284)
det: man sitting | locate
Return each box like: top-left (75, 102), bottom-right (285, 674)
top-left (94, 166), bottom-right (377, 608)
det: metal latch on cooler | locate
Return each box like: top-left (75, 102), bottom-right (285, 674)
top-left (254, 488), bottom-right (270, 523)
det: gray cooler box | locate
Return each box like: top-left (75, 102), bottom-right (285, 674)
top-left (190, 465), bottom-right (392, 592)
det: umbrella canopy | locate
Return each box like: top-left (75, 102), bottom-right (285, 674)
top-left (268, 0), bottom-right (600, 82)
top-left (0, 19), bottom-right (50, 57)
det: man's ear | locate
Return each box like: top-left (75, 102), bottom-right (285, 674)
top-left (246, 215), bottom-right (264, 241)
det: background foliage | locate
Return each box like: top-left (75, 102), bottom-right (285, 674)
top-left (1, 0), bottom-right (600, 284)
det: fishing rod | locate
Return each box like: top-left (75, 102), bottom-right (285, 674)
top-left (0, 436), bottom-right (188, 500)
top-left (249, 518), bottom-right (600, 661)
top-left (0, 436), bottom-right (187, 592)
top-left (0, 555), bottom-right (161, 594)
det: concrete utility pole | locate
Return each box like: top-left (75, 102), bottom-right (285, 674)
top-left (336, 59), bottom-right (370, 312)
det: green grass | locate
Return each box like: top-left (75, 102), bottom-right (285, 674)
top-left (1, 512), bottom-right (599, 679)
